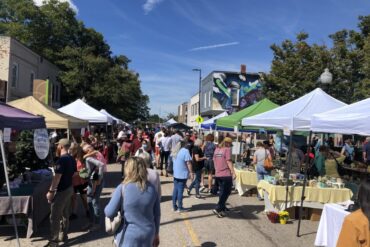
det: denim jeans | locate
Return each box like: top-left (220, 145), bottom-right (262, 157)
top-left (87, 179), bottom-right (104, 224)
top-left (188, 169), bottom-right (202, 195)
top-left (256, 165), bottom-right (270, 198)
top-left (215, 176), bottom-right (233, 212)
top-left (172, 178), bottom-right (187, 210)
top-left (160, 151), bottom-right (170, 170)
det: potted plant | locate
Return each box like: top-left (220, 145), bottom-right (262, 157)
top-left (266, 211), bottom-right (279, 223)
top-left (278, 211), bottom-right (289, 224)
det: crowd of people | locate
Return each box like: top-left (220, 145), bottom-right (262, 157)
top-left (43, 125), bottom-right (370, 247)
top-left (43, 125), bottom-right (239, 246)
top-left (115, 127), bottom-right (236, 217)
top-left (45, 136), bottom-right (108, 247)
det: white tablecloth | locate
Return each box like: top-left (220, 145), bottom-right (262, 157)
top-left (314, 203), bottom-right (351, 247)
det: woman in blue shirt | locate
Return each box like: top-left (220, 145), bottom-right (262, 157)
top-left (104, 157), bottom-right (160, 247)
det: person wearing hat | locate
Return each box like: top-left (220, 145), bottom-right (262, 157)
top-left (212, 136), bottom-right (236, 218)
top-left (45, 138), bottom-right (77, 247)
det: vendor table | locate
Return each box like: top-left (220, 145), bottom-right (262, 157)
top-left (234, 169), bottom-right (258, 196)
top-left (0, 179), bottom-right (51, 238)
top-left (342, 166), bottom-right (370, 179)
top-left (314, 203), bottom-right (350, 247)
top-left (257, 180), bottom-right (353, 211)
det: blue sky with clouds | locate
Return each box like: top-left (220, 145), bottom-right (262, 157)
top-left (65, 0), bottom-right (369, 116)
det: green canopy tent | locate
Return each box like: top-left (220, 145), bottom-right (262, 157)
top-left (215, 98), bottom-right (279, 161)
top-left (216, 98), bottom-right (279, 131)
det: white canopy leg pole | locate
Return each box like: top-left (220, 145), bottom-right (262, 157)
top-left (0, 131), bottom-right (21, 247)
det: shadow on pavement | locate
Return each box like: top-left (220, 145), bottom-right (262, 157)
top-left (103, 172), bottom-right (122, 189)
top-left (202, 242), bottom-right (217, 247)
top-left (161, 195), bottom-right (172, 203)
top-left (160, 213), bottom-right (214, 226)
top-left (228, 204), bottom-right (264, 220)
top-left (190, 203), bottom-right (215, 211)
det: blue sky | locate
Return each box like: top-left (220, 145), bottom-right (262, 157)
top-left (51, 0), bottom-right (370, 116)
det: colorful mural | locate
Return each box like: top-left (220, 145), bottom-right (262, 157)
top-left (212, 72), bottom-right (262, 113)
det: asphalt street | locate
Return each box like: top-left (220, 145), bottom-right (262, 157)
top-left (0, 164), bottom-right (319, 247)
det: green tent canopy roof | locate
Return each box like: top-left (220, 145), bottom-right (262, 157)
top-left (216, 98), bottom-right (279, 130)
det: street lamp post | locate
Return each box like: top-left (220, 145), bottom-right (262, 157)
top-left (319, 68), bottom-right (333, 84)
top-left (297, 68), bottom-right (332, 237)
top-left (318, 68), bottom-right (333, 93)
top-left (192, 68), bottom-right (202, 117)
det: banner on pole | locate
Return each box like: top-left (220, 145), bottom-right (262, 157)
top-left (34, 129), bottom-right (50, 160)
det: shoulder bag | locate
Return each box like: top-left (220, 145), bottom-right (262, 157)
top-left (263, 150), bottom-right (273, 170)
top-left (330, 152), bottom-right (346, 177)
top-left (105, 184), bottom-right (125, 235)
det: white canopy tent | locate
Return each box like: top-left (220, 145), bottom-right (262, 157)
top-left (100, 109), bottom-right (127, 125)
top-left (58, 99), bottom-right (112, 123)
top-left (241, 88), bottom-right (347, 131)
top-left (311, 97), bottom-right (370, 136)
top-left (201, 111), bottom-right (228, 130)
top-left (241, 88), bottom-right (347, 225)
top-left (165, 118), bottom-right (177, 125)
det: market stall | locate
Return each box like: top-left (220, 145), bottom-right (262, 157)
top-left (0, 177), bottom-right (51, 238)
top-left (0, 102), bottom-right (46, 246)
top-left (310, 97), bottom-right (370, 244)
top-left (8, 96), bottom-right (88, 129)
top-left (164, 118), bottom-right (177, 126)
top-left (311, 97), bottom-right (370, 136)
top-left (167, 122), bottom-right (191, 130)
top-left (241, 88), bottom-right (347, 236)
top-left (100, 109), bottom-right (127, 126)
top-left (200, 111), bottom-right (228, 130)
top-left (241, 88), bottom-right (346, 131)
top-left (235, 168), bottom-right (258, 196)
top-left (58, 99), bottom-right (111, 124)
top-left (216, 98), bottom-right (279, 131)
top-left (257, 180), bottom-right (353, 211)
top-left (242, 88), bottom-right (346, 198)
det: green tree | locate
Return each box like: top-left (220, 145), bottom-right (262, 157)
top-left (263, 32), bottom-right (330, 104)
top-left (147, 114), bottom-right (164, 123)
top-left (263, 15), bottom-right (370, 105)
top-left (0, 0), bottom-right (149, 122)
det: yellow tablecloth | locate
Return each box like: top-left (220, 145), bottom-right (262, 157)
top-left (235, 169), bottom-right (258, 196)
top-left (257, 180), bottom-right (353, 205)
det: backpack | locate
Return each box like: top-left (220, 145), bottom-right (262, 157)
top-left (204, 142), bottom-right (216, 158)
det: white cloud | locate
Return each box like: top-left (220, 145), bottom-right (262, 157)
top-left (33, 0), bottom-right (78, 13)
top-left (189, 42), bottom-right (240, 52)
top-left (143, 0), bottom-right (163, 15)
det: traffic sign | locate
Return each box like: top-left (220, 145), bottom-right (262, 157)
top-left (195, 116), bottom-right (204, 124)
